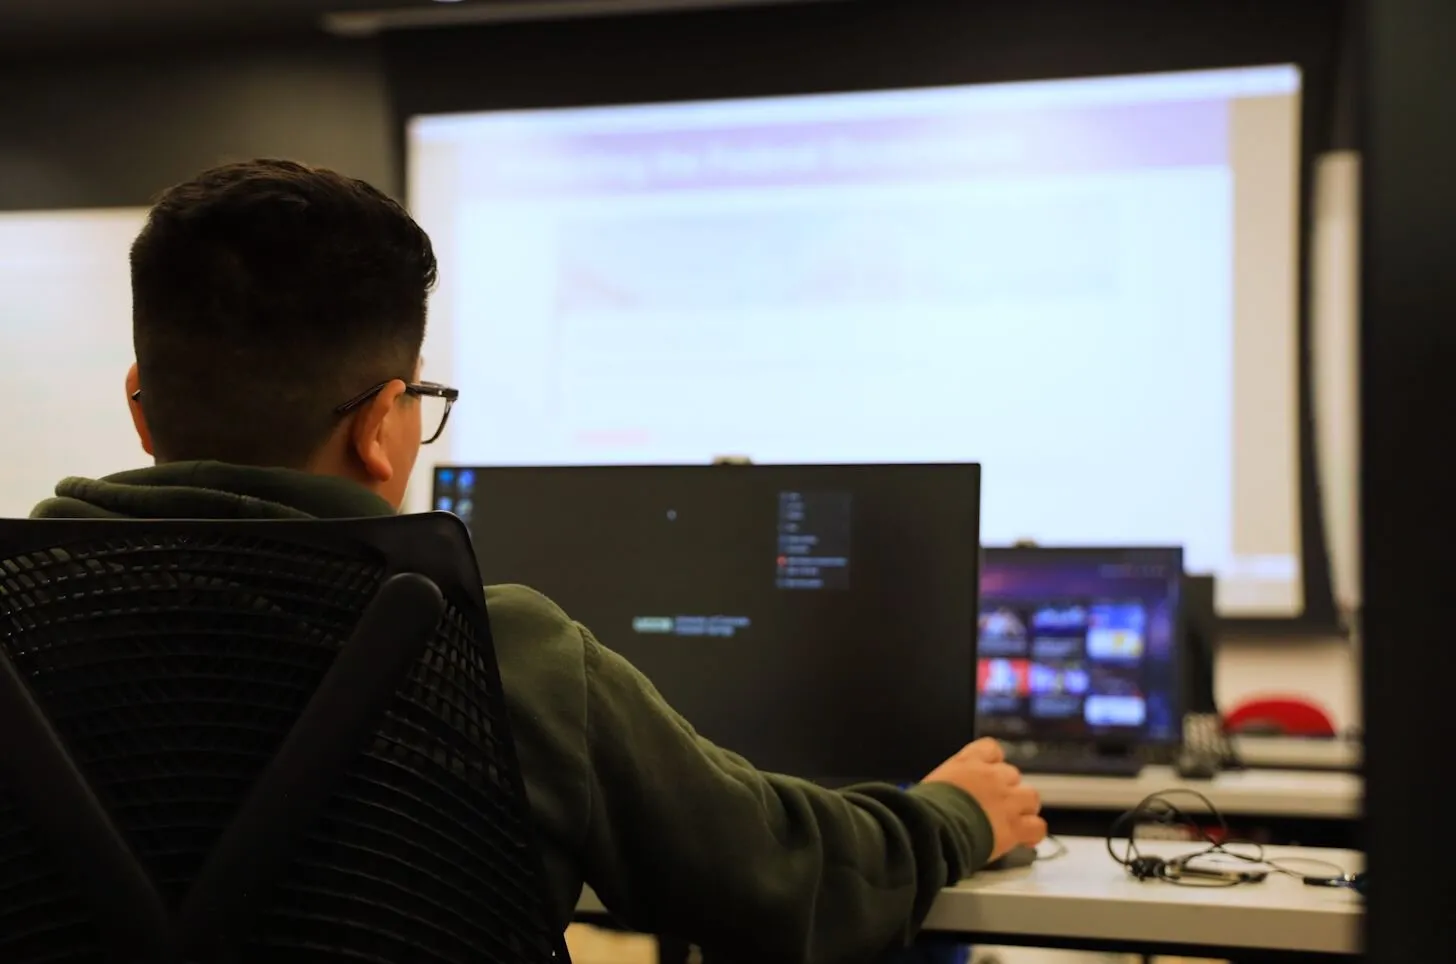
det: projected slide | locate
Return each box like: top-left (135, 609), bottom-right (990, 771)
top-left (409, 66), bottom-right (1304, 616)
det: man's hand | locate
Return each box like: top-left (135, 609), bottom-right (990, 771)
top-left (921, 738), bottom-right (1046, 861)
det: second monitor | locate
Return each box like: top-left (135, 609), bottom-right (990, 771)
top-left (434, 463), bottom-right (981, 785)
top-left (976, 546), bottom-right (1185, 753)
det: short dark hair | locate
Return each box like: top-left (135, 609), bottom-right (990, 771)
top-left (131, 159), bottom-right (438, 466)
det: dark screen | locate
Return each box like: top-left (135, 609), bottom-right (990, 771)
top-left (976, 547), bottom-right (1184, 746)
top-left (434, 463), bottom-right (981, 784)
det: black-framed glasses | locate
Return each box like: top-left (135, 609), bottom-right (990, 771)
top-left (131, 379), bottom-right (460, 446)
top-left (335, 380), bottom-right (459, 445)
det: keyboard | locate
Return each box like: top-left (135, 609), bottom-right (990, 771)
top-left (1010, 754), bottom-right (1145, 778)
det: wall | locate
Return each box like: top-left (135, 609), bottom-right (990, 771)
top-left (1219, 636), bottom-right (1359, 730)
top-left (0, 36), bottom-right (394, 211)
top-left (1211, 152), bottom-right (1361, 733)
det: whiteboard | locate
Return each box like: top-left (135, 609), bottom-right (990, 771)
top-left (1311, 152), bottom-right (1360, 610)
top-left (0, 208), bottom-right (149, 519)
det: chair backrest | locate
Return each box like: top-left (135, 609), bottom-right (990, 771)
top-left (0, 513), bottom-right (568, 964)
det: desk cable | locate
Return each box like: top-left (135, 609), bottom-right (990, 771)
top-left (1037, 834), bottom-right (1069, 862)
top-left (1104, 788), bottom-right (1362, 892)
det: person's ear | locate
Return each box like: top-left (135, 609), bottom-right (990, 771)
top-left (125, 363), bottom-right (155, 457)
top-left (348, 380), bottom-right (408, 483)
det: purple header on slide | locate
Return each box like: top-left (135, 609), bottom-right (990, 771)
top-left (460, 99), bottom-right (1229, 198)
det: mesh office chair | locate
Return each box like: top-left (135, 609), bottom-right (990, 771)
top-left (0, 513), bottom-right (569, 964)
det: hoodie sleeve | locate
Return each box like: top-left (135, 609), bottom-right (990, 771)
top-left (576, 626), bottom-right (993, 962)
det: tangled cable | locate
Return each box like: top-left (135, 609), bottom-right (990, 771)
top-left (1105, 788), bottom-right (1357, 890)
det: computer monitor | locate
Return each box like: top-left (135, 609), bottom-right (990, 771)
top-left (433, 463), bottom-right (981, 784)
top-left (975, 546), bottom-right (1185, 747)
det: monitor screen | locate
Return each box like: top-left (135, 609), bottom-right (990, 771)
top-left (435, 463), bottom-right (980, 784)
top-left (976, 547), bottom-right (1184, 745)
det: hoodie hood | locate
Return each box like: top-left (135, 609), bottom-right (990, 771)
top-left (29, 461), bottom-right (396, 521)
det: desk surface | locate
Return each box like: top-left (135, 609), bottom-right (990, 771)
top-left (1232, 736), bottom-right (1362, 771)
top-left (921, 835), bottom-right (1363, 955)
top-left (578, 836), bottom-right (1363, 956)
top-left (1033, 765), bottom-right (1362, 819)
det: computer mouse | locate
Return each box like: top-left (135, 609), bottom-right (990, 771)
top-left (984, 844), bottom-right (1038, 871)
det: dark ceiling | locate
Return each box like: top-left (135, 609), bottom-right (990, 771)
top-left (0, 0), bottom-right (369, 50)
top-left (0, 0), bottom-right (704, 55)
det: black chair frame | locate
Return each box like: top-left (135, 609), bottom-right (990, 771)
top-left (0, 513), bottom-right (568, 964)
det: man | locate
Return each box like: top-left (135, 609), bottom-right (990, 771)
top-left (32, 159), bottom-right (1046, 962)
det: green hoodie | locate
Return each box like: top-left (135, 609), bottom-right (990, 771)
top-left (31, 462), bottom-right (993, 962)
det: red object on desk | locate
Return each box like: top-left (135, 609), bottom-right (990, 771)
top-left (1223, 697), bottom-right (1338, 737)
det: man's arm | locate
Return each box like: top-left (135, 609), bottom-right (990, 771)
top-left (577, 626), bottom-right (994, 963)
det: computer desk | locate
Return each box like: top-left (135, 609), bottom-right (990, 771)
top-left (578, 836), bottom-right (1363, 962)
top-left (1034, 765), bottom-right (1362, 820)
top-left (920, 836), bottom-right (1362, 959)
